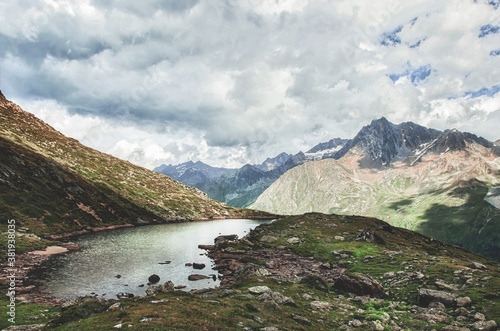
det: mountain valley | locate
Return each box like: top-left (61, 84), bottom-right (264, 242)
top-left (0, 91), bottom-right (499, 330)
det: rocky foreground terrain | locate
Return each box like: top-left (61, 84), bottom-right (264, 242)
top-left (3, 213), bottom-right (498, 330)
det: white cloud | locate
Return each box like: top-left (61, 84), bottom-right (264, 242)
top-left (1, 0), bottom-right (500, 169)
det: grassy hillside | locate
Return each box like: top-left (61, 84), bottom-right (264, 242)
top-left (0, 91), bottom-right (270, 256)
top-left (252, 150), bottom-right (500, 261)
top-left (2, 213), bottom-right (498, 330)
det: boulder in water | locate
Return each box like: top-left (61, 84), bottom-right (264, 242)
top-left (148, 274), bottom-right (160, 284)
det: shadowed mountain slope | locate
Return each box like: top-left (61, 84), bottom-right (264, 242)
top-left (0, 91), bottom-right (268, 243)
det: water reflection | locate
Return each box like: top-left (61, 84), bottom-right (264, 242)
top-left (39, 219), bottom-right (272, 299)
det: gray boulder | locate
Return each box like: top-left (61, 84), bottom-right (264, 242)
top-left (145, 281), bottom-right (174, 296)
top-left (333, 272), bottom-right (384, 298)
top-left (235, 263), bottom-right (271, 278)
top-left (418, 288), bottom-right (457, 307)
top-left (260, 235), bottom-right (278, 243)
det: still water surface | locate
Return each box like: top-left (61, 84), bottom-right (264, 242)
top-left (39, 219), bottom-right (272, 299)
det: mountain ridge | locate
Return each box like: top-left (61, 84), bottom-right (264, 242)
top-left (0, 91), bottom-right (268, 247)
top-left (155, 117), bottom-right (484, 208)
top-left (251, 123), bottom-right (500, 261)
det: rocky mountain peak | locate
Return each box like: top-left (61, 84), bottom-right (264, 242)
top-left (307, 137), bottom-right (348, 154)
top-left (334, 117), bottom-right (406, 167)
top-left (430, 129), bottom-right (493, 154)
top-left (255, 152), bottom-right (292, 171)
top-left (332, 118), bottom-right (445, 167)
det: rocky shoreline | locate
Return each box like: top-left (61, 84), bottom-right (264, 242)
top-left (1, 216), bottom-right (277, 308)
top-left (0, 243), bottom-right (81, 306)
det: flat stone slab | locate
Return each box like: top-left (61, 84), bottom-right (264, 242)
top-left (30, 246), bottom-right (69, 255)
top-left (248, 286), bottom-right (272, 294)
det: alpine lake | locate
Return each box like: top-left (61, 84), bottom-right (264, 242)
top-left (36, 219), bottom-right (273, 300)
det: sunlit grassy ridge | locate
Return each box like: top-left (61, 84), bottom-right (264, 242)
top-left (252, 151), bottom-right (500, 261)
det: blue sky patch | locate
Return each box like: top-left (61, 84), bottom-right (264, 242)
top-left (489, 0), bottom-right (500, 9)
top-left (464, 85), bottom-right (500, 98)
top-left (479, 24), bottom-right (500, 37)
top-left (381, 25), bottom-right (403, 46)
top-left (388, 64), bottom-right (433, 85)
top-left (474, 0), bottom-right (500, 9)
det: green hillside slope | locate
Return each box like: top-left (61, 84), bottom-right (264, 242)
top-left (0, 91), bottom-right (269, 255)
top-left (252, 152), bottom-right (500, 261)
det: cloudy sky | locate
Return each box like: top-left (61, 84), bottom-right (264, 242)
top-left (1, 0), bottom-right (499, 169)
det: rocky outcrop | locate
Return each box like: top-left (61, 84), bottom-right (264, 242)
top-left (214, 234), bottom-right (238, 247)
top-left (353, 228), bottom-right (385, 244)
top-left (145, 281), bottom-right (174, 296)
top-left (418, 288), bottom-right (457, 307)
top-left (260, 235), bottom-right (278, 243)
top-left (248, 286), bottom-right (271, 294)
top-left (235, 263), bottom-right (271, 278)
top-left (333, 272), bottom-right (385, 298)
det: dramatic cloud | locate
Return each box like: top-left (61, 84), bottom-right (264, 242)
top-left (1, 0), bottom-right (499, 169)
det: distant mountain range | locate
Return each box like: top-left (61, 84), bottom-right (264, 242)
top-left (154, 142), bottom-right (353, 207)
top-left (155, 117), bottom-right (500, 261)
top-left (251, 117), bottom-right (500, 261)
top-left (154, 152), bottom-right (309, 207)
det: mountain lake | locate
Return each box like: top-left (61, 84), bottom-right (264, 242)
top-left (36, 218), bottom-right (273, 300)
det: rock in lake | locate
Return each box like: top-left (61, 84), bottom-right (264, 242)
top-left (188, 274), bottom-right (211, 281)
top-left (148, 274), bottom-right (160, 284)
top-left (192, 263), bottom-right (206, 270)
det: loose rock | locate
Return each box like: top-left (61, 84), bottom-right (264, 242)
top-left (473, 320), bottom-right (497, 330)
top-left (248, 286), bottom-right (271, 295)
top-left (188, 274), bottom-right (211, 281)
top-left (469, 262), bottom-right (487, 270)
top-left (333, 272), bottom-right (384, 298)
top-left (418, 288), bottom-right (457, 307)
top-left (261, 235), bottom-right (278, 243)
top-left (456, 297), bottom-right (472, 307)
top-left (310, 301), bottom-right (333, 310)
